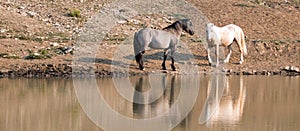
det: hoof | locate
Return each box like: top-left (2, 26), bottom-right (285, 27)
top-left (238, 61), bottom-right (243, 64)
top-left (171, 67), bottom-right (177, 71)
top-left (139, 66), bottom-right (145, 70)
top-left (171, 65), bottom-right (176, 71)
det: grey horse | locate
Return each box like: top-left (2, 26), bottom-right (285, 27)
top-left (133, 19), bottom-right (195, 71)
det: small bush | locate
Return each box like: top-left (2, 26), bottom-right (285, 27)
top-left (25, 49), bottom-right (52, 59)
top-left (0, 52), bottom-right (20, 59)
top-left (233, 3), bottom-right (256, 8)
top-left (69, 9), bottom-right (81, 18)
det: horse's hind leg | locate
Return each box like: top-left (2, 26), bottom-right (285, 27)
top-left (238, 42), bottom-right (244, 64)
top-left (135, 51), bottom-right (145, 70)
top-left (224, 45), bottom-right (232, 63)
top-left (161, 50), bottom-right (169, 70)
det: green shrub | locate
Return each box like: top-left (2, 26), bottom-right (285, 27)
top-left (25, 49), bottom-right (52, 59)
top-left (0, 52), bottom-right (20, 59)
top-left (69, 9), bottom-right (81, 18)
top-left (233, 3), bottom-right (255, 8)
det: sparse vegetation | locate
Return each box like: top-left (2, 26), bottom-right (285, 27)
top-left (68, 9), bottom-right (81, 18)
top-left (233, 3), bottom-right (256, 7)
top-left (48, 32), bottom-right (71, 42)
top-left (107, 37), bottom-right (126, 42)
top-left (25, 49), bottom-right (52, 59)
top-left (191, 38), bottom-right (203, 43)
top-left (0, 53), bottom-right (20, 59)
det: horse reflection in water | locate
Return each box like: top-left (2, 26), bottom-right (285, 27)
top-left (199, 74), bottom-right (247, 125)
top-left (132, 75), bottom-right (180, 120)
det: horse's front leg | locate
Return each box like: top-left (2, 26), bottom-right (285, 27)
top-left (170, 48), bottom-right (176, 71)
top-left (207, 47), bottom-right (213, 66)
top-left (170, 57), bottom-right (176, 71)
top-left (224, 45), bottom-right (232, 63)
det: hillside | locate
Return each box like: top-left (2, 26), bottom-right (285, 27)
top-left (0, 0), bottom-right (299, 77)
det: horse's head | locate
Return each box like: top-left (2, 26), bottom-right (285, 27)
top-left (179, 19), bottom-right (195, 35)
top-left (171, 19), bottom-right (194, 36)
top-left (206, 23), bottom-right (214, 33)
top-left (206, 23), bottom-right (215, 42)
top-left (163, 19), bottom-right (194, 36)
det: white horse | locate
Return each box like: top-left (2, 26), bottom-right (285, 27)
top-left (206, 23), bottom-right (247, 65)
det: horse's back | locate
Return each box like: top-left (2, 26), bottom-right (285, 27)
top-left (224, 24), bottom-right (243, 34)
top-left (136, 28), bottom-right (174, 49)
top-left (221, 24), bottom-right (244, 42)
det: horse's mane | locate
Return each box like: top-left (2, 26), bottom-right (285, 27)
top-left (162, 21), bottom-right (182, 36)
top-left (162, 21), bottom-right (179, 30)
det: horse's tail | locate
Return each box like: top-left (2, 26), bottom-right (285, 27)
top-left (133, 32), bottom-right (140, 59)
top-left (241, 31), bottom-right (247, 56)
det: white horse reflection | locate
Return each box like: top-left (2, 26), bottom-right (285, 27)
top-left (199, 74), bottom-right (246, 125)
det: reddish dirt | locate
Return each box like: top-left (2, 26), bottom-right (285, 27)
top-left (0, 0), bottom-right (299, 77)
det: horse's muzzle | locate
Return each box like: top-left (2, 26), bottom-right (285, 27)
top-left (189, 30), bottom-right (195, 35)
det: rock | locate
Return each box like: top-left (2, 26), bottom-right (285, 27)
top-left (0, 29), bottom-right (7, 33)
top-left (50, 42), bottom-right (59, 47)
top-left (283, 66), bottom-right (300, 72)
top-left (243, 71), bottom-right (253, 75)
top-left (290, 66), bottom-right (300, 72)
top-left (163, 17), bottom-right (172, 23)
top-left (63, 47), bottom-right (73, 54)
top-left (27, 11), bottom-right (36, 17)
top-left (33, 52), bottom-right (40, 56)
top-left (117, 20), bottom-right (127, 24)
top-left (18, 5), bottom-right (26, 10)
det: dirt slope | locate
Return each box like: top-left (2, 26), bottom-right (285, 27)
top-left (0, 0), bottom-right (299, 77)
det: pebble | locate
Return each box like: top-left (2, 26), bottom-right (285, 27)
top-left (284, 66), bottom-right (300, 72)
top-left (0, 29), bottom-right (7, 33)
top-left (27, 11), bottom-right (36, 17)
top-left (50, 42), bottom-right (59, 47)
top-left (117, 20), bottom-right (127, 24)
top-left (33, 52), bottom-right (40, 56)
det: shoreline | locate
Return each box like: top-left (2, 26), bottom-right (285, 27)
top-left (1, 64), bottom-right (299, 78)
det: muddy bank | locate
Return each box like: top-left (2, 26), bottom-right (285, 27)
top-left (0, 63), bottom-right (299, 78)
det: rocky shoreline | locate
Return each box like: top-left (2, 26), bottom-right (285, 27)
top-left (0, 63), bottom-right (299, 78)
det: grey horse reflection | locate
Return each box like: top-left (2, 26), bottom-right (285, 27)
top-left (132, 75), bottom-right (179, 120)
top-left (199, 74), bottom-right (246, 124)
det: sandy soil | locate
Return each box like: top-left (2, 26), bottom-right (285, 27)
top-left (0, 0), bottom-right (299, 77)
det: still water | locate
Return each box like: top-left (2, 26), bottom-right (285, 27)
top-left (0, 75), bottom-right (299, 131)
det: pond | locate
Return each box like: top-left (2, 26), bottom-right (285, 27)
top-left (0, 75), bottom-right (299, 131)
